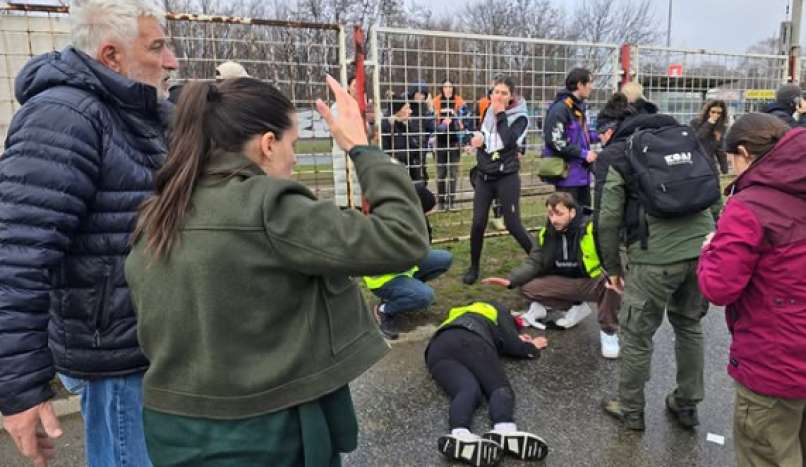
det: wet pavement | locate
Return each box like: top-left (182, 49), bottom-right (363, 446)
top-left (1, 305), bottom-right (737, 467)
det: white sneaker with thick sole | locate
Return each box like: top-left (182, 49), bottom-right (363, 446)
top-left (520, 302), bottom-right (547, 329)
top-left (600, 330), bottom-right (620, 359)
top-left (555, 303), bottom-right (592, 329)
top-left (482, 430), bottom-right (549, 461)
top-left (437, 433), bottom-right (503, 467)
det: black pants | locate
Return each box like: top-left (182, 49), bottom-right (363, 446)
top-left (426, 328), bottom-right (515, 429)
top-left (436, 148), bottom-right (460, 209)
top-left (555, 185), bottom-right (591, 208)
top-left (470, 172), bottom-right (533, 269)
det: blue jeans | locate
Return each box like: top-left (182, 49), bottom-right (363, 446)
top-left (58, 372), bottom-right (152, 467)
top-left (373, 249), bottom-right (453, 316)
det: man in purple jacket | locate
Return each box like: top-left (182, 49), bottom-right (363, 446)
top-left (542, 68), bottom-right (600, 207)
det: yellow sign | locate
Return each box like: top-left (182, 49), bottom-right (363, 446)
top-left (744, 89), bottom-right (776, 100)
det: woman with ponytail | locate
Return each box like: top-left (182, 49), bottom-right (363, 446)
top-left (125, 76), bottom-right (429, 466)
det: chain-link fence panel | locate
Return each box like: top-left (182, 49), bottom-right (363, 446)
top-left (1, 4), bottom-right (70, 152)
top-left (1, 5), bottom-right (349, 202)
top-left (633, 45), bottom-right (787, 126)
top-left (368, 26), bottom-right (620, 243)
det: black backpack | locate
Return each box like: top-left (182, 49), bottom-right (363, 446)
top-left (625, 124), bottom-right (720, 248)
top-left (626, 124), bottom-right (720, 217)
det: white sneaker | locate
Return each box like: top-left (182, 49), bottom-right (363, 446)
top-left (600, 331), bottom-right (620, 359)
top-left (521, 302), bottom-right (547, 329)
top-left (555, 303), bottom-right (591, 329)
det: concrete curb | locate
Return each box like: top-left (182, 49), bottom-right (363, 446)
top-left (0, 396), bottom-right (81, 432)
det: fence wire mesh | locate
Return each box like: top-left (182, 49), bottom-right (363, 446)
top-left (1, 4), bottom-right (796, 244)
top-left (633, 46), bottom-right (788, 126)
top-left (369, 27), bottom-right (620, 242)
top-left (1, 6), bottom-right (346, 201)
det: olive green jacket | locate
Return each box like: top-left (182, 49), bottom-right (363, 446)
top-left (125, 146), bottom-right (429, 419)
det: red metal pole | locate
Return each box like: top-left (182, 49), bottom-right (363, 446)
top-left (620, 43), bottom-right (632, 88)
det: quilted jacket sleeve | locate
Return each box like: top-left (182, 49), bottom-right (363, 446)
top-left (0, 98), bottom-right (101, 415)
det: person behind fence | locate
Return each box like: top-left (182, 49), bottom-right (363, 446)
top-left (0, 1), bottom-right (178, 466)
top-left (382, 93), bottom-right (429, 183)
top-left (407, 81), bottom-right (436, 181)
top-left (762, 82), bottom-right (806, 128)
top-left (697, 113), bottom-right (806, 467)
top-left (462, 76), bottom-right (533, 285)
top-left (433, 78), bottom-right (470, 210)
top-left (427, 301), bottom-right (549, 467)
top-left (689, 100), bottom-right (729, 220)
top-left (541, 68), bottom-right (600, 208)
top-left (592, 88), bottom-right (719, 431)
top-left (123, 75), bottom-right (429, 466)
top-left (480, 192), bottom-right (621, 359)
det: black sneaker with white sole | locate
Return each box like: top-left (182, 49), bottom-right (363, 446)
top-left (482, 431), bottom-right (549, 461)
top-left (437, 434), bottom-right (503, 467)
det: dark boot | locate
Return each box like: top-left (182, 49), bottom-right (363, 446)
top-left (462, 267), bottom-right (479, 285)
top-left (665, 393), bottom-right (700, 429)
top-left (602, 398), bottom-right (645, 431)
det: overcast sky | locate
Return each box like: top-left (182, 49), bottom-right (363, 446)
top-left (430, 0), bottom-right (794, 54)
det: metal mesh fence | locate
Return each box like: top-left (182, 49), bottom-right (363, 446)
top-left (2, 4), bottom-right (796, 243)
top-left (633, 45), bottom-right (787, 126)
top-left (0, 6), bottom-right (347, 201)
top-left (164, 14), bottom-right (346, 200)
top-left (1, 6), bottom-right (70, 153)
top-left (369, 27), bottom-right (620, 242)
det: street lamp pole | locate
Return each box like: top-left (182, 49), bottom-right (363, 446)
top-left (666, 0), bottom-right (673, 48)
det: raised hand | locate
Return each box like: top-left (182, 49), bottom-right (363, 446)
top-left (316, 75), bottom-right (368, 153)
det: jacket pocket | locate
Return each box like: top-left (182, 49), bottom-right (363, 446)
top-left (322, 276), bottom-right (370, 355)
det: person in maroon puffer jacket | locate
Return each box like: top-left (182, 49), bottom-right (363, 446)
top-left (698, 112), bottom-right (806, 467)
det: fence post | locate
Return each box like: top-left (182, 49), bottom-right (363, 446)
top-left (619, 43), bottom-right (632, 88)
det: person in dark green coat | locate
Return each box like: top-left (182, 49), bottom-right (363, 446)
top-left (124, 76), bottom-right (429, 466)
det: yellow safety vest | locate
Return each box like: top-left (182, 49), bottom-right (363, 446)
top-left (439, 302), bottom-right (499, 329)
top-left (363, 266), bottom-right (419, 290)
top-left (537, 221), bottom-right (602, 278)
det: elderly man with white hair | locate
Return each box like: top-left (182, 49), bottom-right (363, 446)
top-left (0, 1), bottom-right (177, 466)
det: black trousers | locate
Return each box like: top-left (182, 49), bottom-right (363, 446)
top-left (435, 148), bottom-right (461, 209)
top-left (470, 172), bottom-right (533, 269)
top-left (426, 328), bottom-right (515, 430)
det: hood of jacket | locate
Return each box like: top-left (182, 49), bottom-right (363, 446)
top-left (504, 96), bottom-right (528, 121)
top-left (728, 127), bottom-right (806, 200)
top-left (15, 47), bottom-right (167, 121)
top-left (608, 112), bottom-right (678, 144)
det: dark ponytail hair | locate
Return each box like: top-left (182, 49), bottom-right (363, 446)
top-left (134, 78), bottom-right (294, 258)
top-left (723, 112), bottom-right (788, 158)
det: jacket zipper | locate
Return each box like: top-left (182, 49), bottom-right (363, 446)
top-left (93, 267), bottom-right (112, 348)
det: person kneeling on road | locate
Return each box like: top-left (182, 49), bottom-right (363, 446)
top-left (366, 248), bottom-right (453, 340)
top-left (426, 301), bottom-right (549, 467)
top-left (481, 192), bottom-right (621, 359)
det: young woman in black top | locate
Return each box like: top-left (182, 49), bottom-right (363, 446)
top-left (463, 76), bottom-right (533, 285)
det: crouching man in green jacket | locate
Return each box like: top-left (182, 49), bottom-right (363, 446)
top-left (482, 192), bottom-right (621, 359)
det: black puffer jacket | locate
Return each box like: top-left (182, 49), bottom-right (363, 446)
top-left (0, 48), bottom-right (169, 415)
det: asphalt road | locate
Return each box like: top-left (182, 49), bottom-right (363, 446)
top-left (1, 305), bottom-right (737, 467)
